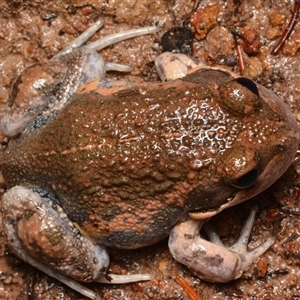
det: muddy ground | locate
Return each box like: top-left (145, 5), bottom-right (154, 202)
top-left (0, 0), bottom-right (300, 299)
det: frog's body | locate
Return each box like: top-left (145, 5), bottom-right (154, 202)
top-left (4, 67), bottom-right (298, 249)
top-left (1, 20), bottom-right (299, 300)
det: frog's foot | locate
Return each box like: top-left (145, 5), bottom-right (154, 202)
top-left (205, 206), bottom-right (275, 265)
top-left (155, 52), bottom-right (206, 81)
top-left (2, 186), bottom-right (151, 299)
top-left (168, 207), bottom-right (275, 283)
top-left (54, 19), bottom-right (158, 73)
top-left (154, 52), bottom-right (239, 81)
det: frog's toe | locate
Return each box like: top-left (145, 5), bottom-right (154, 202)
top-left (169, 207), bottom-right (274, 283)
top-left (53, 19), bottom-right (104, 57)
top-left (205, 206), bottom-right (275, 269)
top-left (80, 26), bottom-right (158, 53)
top-left (97, 273), bottom-right (152, 284)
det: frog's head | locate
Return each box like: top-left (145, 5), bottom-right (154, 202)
top-left (188, 77), bottom-right (300, 219)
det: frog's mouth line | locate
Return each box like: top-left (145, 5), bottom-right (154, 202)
top-left (188, 204), bottom-right (232, 219)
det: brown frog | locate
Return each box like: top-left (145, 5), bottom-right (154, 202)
top-left (1, 20), bottom-right (299, 300)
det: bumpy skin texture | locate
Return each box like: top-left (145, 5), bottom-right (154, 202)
top-left (3, 67), bottom-right (299, 251)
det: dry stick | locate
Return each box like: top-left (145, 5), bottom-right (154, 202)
top-left (272, 1), bottom-right (300, 55)
top-left (175, 274), bottom-right (202, 300)
top-left (236, 44), bottom-right (245, 76)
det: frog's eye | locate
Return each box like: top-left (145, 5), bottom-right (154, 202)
top-left (219, 145), bottom-right (260, 189)
top-left (218, 77), bottom-right (261, 116)
top-left (231, 169), bottom-right (258, 189)
top-left (235, 77), bottom-right (259, 96)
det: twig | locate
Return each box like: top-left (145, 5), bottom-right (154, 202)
top-left (272, 1), bottom-right (300, 54)
top-left (175, 274), bottom-right (202, 300)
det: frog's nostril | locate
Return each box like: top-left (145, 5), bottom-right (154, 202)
top-left (232, 169), bottom-right (258, 189)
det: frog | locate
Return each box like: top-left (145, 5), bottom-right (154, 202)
top-left (1, 19), bottom-right (299, 300)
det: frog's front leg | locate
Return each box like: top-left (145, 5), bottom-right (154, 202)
top-left (169, 207), bottom-right (275, 282)
top-left (2, 186), bottom-right (151, 300)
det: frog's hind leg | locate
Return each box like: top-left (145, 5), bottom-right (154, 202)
top-left (168, 207), bottom-right (275, 282)
top-left (2, 186), bottom-right (151, 299)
